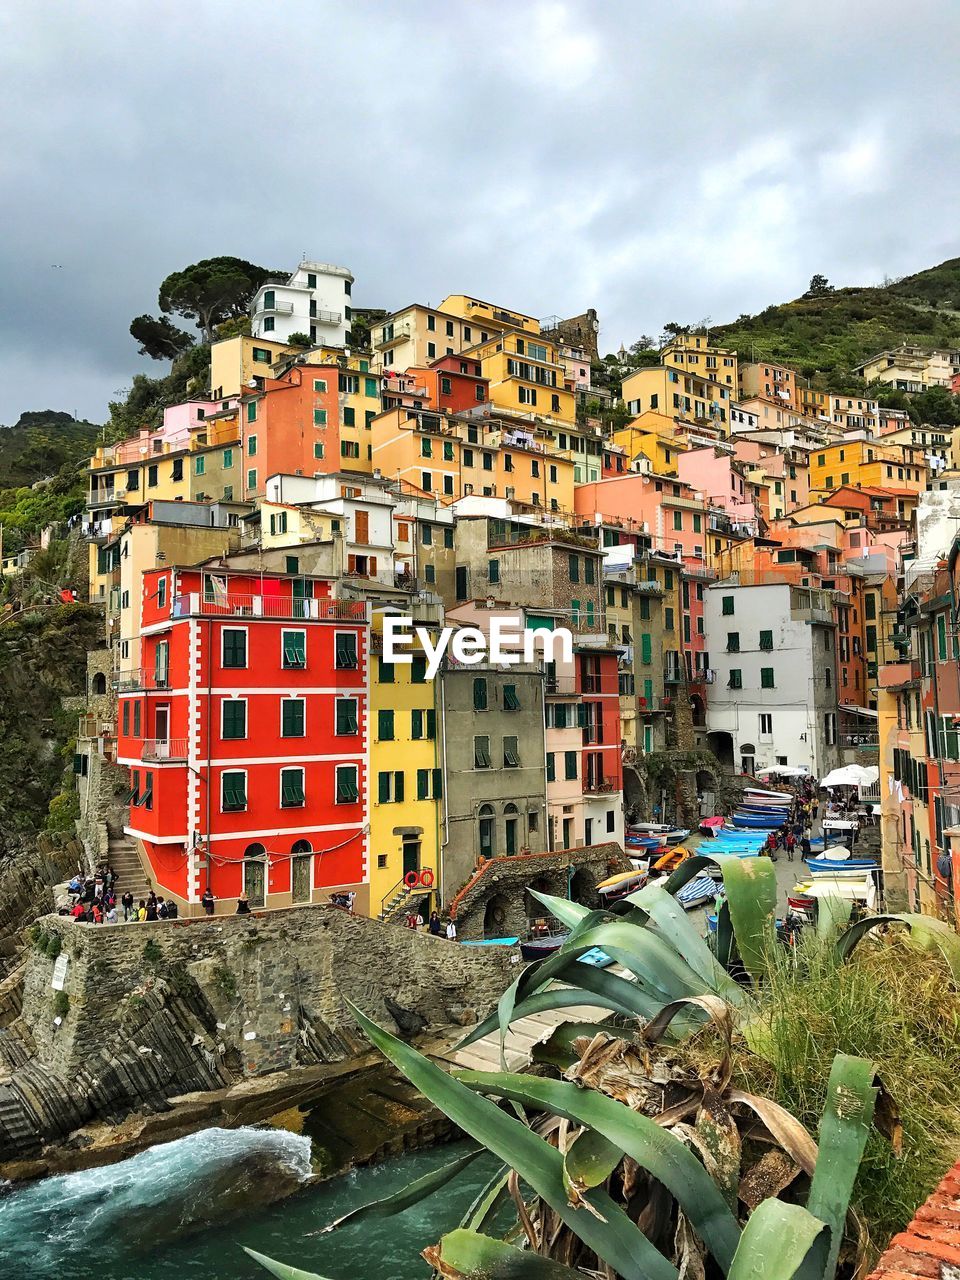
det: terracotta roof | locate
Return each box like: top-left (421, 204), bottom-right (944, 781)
top-left (866, 1159), bottom-right (960, 1278)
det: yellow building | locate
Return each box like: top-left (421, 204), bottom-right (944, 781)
top-left (368, 625), bottom-right (443, 919)
top-left (370, 407), bottom-right (576, 513)
top-left (210, 335), bottom-right (310, 399)
top-left (470, 330), bottom-right (576, 424)
top-left (661, 333), bottom-right (738, 390)
top-left (854, 345), bottom-right (960, 392)
top-left (371, 303), bottom-right (501, 375)
top-left (438, 294), bottom-right (539, 337)
top-left (808, 440), bottom-right (927, 496)
top-left (620, 366), bottom-right (734, 434)
top-left (611, 420), bottom-right (688, 475)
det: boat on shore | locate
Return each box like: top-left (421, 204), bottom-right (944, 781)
top-left (519, 932), bottom-right (568, 960)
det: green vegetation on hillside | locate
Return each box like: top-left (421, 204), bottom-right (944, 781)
top-left (711, 259), bottom-right (960, 391)
top-left (0, 411), bottom-right (101, 555)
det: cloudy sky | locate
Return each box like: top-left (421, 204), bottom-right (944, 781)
top-left (1, 0), bottom-right (959, 425)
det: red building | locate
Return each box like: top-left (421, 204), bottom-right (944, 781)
top-left (577, 645), bottom-right (624, 841)
top-left (117, 565), bottom-right (369, 913)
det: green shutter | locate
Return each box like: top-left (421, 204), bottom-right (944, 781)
top-left (336, 635), bottom-right (357, 667)
top-left (640, 634), bottom-right (652, 664)
top-left (378, 709), bottom-right (394, 740)
top-left (411, 709), bottom-right (423, 739)
top-left (223, 630), bottom-right (246, 667)
top-left (426, 708), bottom-right (436, 739)
top-left (761, 668), bottom-right (775, 689)
top-left (432, 768), bottom-right (442, 799)
top-left (503, 684), bottom-right (520, 710)
top-left (938, 614), bottom-right (947, 661)
top-left (336, 768), bottom-right (359, 802)
top-left (223, 700), bottom-right (246, 738)
top-left (281, 771), bottom-right (305, 806)
top-left (411, 656), bottom-right (427, 683)
top-left (378, 772), bottom-right (390, 803)
top-left (546, 752), bottom-right (556, 782)
top-left (417, 769), bottom-right (429, 800)
top-left (223, 773), bottom-right (246, 809)
top-left (336, 699), bottom-right (357, 735)
top-left (283, 632), bottom-right (306, 667)
top-left (282, 699), bottom-right (305, 737)
top-left (564, 751), bottom-right (578, 780)
top-left (473, 677), bottom-right (487, 709)
top-left (643, 678), bottom-right (653, 704)
top-left (378, 659), bottom-right (394, 683)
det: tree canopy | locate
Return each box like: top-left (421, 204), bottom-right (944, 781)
top-left (157, 256), bottom-right (275, 342)
top-left (129, 313), bottom-right (195, 360)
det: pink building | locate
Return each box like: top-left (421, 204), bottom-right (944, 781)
top-left (676, 448), bottom-right (760, 533)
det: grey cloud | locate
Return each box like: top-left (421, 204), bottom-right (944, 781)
top-left (0, 0), bottom-right (958, 423)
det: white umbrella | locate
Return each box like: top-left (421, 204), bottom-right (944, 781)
top-left (756, 765), bottom-right (809, 778)
top-left (820, 765), bottom-right (878, 788)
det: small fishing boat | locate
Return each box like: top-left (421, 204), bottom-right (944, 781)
top-left (662, 828), bottom-right (691, 846)
top-left (730, 812), bottom-right (786, 829)
top-left (627, 822), bottom-right (672, 835)
top-left (652, 847), bottom-right (690, 874)
top-left (676, 873), bottom-right (717, 910)
top-left (520, 932), bottom-right (568, 961)
top-left (699, 816), bottom-right (725, 836)
top-left (461, 937), bottom-right (520, 947)
top-left (598, 868), bottom-right (648, 899)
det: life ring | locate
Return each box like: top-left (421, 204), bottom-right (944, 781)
top-left (404, 871), bottom-right (419, 889)
top-left (418, 868), bottom-right (435, 888)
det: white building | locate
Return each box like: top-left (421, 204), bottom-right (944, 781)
top-left (704, 581), bottom-right (840, 778)
top-left (250, 260), bottom-right (354, 347)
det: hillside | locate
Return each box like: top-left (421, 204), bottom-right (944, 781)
top-left (0, 411), bottom-right (101, 555)
top-left (710, 257), bottom-right (960, 391)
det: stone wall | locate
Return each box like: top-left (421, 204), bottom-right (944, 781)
top-left (0, 904), bottom-right (515, 1160)
top-left (449, 841), bottom-right (628, 940)
top-left (0, 835), bottom-right (83, 979)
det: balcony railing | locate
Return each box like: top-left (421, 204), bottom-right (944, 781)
top-left (140, 738), bottom-right (188, 761)
top-left (172, 594), bottom-right (368, 621)
top-left (584, 777), bottom-right (615, 794)
top-left (114, 668), bottom-right (171, 692)
top-left (545, 675), bottom-right (578, 695)
top-left (664, 666), bottom-right (684, 684)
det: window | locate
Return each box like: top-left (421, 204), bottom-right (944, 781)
top-left (759, 713), bottom-right (773, 736)
top-left (488, 558), bottom-right (500, 584)
top-left (335, 698), bottom-right (357, 735)
top-left (247, 401), bottom-right (257, 424)
top-left (759, 629), bottom-right (773, 651)
top-left (673, 510), bottom-right (683, 531)
top-left (336, 765), bottom-right (359, 803)
top-left (721, 595), bottom-right (734, 615)
top-left (313, 408), bottom-right (327, 426)
top-left (427, 342), bottom-right (436, 358)
top-left (664, 607), bottom-right (674, 632)
top-left (564, 750), bottom-right (578, 780)
top-left (378, 658), bottom-right (394, 683)
top-left (726, 632), bottom-right (740, 653)
top-left (222, 628), bottom-right (247, 668)
top-left (335, 633), bottom-right (358, 668)
top-left (427, 314), bottom-right (436, 331)
top-left (148, 464), bottom-right (158, 487)
top-left (378, 771), bottom-right (404, 803)
top-left (421, 471), bottom-right (432, 491)
top-left (281, 767), bottom-right (305, 808)
top-left (378, 709), bottom-right (395, 741)
top-left (503, 736), bottom-right (520, 767)
top-left (503, 684), bottom-right (520, 710)
top-left (546, 752), bottom-right (556, 782)
top-left (222, 771), bottom-right (247, 811)
top-left (412, 708), bottom-right (437, 739)
top-left (417, 768), bottom-right (443, 800)
top-left (156, 577), bottom-right (167, 611)
top-left (474, 735), bottom-right (491, 768)
top-left (222, 447), bottom-right (233, 468)
top-left (584, 558), bottom-right (595, 585)
top-left (728, 669), bottom-right (742, 689)
top-left (285, 555), bottom-right (299, 575)
top-left (411, 656), bottom-right (427, 683)
top-left (568, 554), bottom-right (579, 583)
top-left (473, 677), bottom-right (488, 710)
top-left (280, 697), bottom-right (305, 738)
top-left (421, 437), bottom-right (432, 458)
top-left (343, 407), bottom-right (355, 427)
top-left (760, 667), bottom-right (775, 689)
top-left (253, 347), bottom-right (271, 364)
top-left (222, 699), bottom-right (246, 739)
top-left (247, 469), bottom-right (257, 490)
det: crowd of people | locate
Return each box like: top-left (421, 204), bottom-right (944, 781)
top-left (404, 907), bottom-right (458, 940)
top-left (761, 779), bottom-right (821, 863)
top-left (62, 865), bottom-right (181, 924)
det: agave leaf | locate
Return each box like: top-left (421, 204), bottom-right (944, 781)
top-left (635, 852), bottom-right (778, 980)
top-left (348, 1001), bottom-right (678, 1280)
top-left (553, 921), bottom-right (717, 1001)
top-left (562, 1125), bottom-right (623, 1200)
top-left (460, 1165), bottom-right (511, 1233)
top-left (726, 1088), bottom-right (819, 1177)
top-left (313, 1145), bottom-right (484, 1234)
top-left (641, 995), bottom-right (734, 1048)
top-left (457, 963), bottom-right (675, 1050)
top-left (837, 912), bottom-right (960, 984)
top-left (426, 1228), bottom-right (588, 1276)
top-left (806, 1054), bottom-right (879, 1279)
top-left (526, 888), bottom-right (594, 930)
top-left (456, 1070), bottom-right (741, 1273)
top-left (628, 881), bottom-right (745, 1001)
top-left (243, 1247), bottom-right (331, 1280)
top-left (814, 894), bottom-right (853, 938)
top-left (725, 1199), bottom-right (830, 1280)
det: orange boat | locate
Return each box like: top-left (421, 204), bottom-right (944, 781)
top-left (652, 846), bottom-right (691, 874)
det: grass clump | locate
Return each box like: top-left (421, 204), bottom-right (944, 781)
top-left (730, 932), bottom-right (960, 1255)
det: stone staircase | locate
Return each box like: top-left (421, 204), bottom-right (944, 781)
top-left (105, 832), bottom-right (152, 903)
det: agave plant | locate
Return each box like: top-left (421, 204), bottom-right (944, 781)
top-left (246, 852), bottom-right (959, 1280)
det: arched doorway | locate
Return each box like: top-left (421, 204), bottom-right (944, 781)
top-left (706, 730), bottom-right (734, 771)
top-left (524, 875), bottom-right (554, 932)
top-left (739, 743), bottom-right (756, 777)
top-left (483, 892), bottom-right (511, 938)
top-left (477, 804), bottom-right (495, 860)
top-left (243, 843), bottom-right (266, 907)
top-left (91, 672), bottom-right (107, 695)
top-left (291, 840), bottom-right (312, 904)
top-left (689, 693), bottom-right (705, 727)
top-left (570, 867), bottom-right (595, 908)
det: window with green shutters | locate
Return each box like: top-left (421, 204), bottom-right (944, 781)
top-left (378, 771), bottom-right (404, 803)
top-left (248, 435), bottom-right (257, 456)
top-left (285, 556), bottom-right (299, 575)
top-left (246, 402), bottom-right (257, 423)
top-left (443, 441), bottom-right (454, 461)
top-left (721, 596), bottom-right (734, 615)
top-left (195, 455), bottom-right (205, 476)
top-left (222, 700), bottom-right (246, 739)
top-left (503, 684), bottom-right (520, 710)
top-left (640, 634), bottom-right (652, 664)
top-left (546, 752), bottom-right (556, 782)
top-left (693, 513), bottom-right (702, 533)
top-left (281, 768), bottom-right (305, 807)
top-left (643, 678), bottom-right (653, 704)
top-left (938, 614), bottom-right (947, 661)
top-left (417, 769), bottom-right (429, 800)
top-left (335, 698), bottom-right (357, 735)
top-left (222, 772), bottom-right (246, 811)
top-left (222, 629), bottom-right (246, 668)
top-left (133, 701), bottom-right (141, 737)
top-left (488, 559), bottom-right (500, 584)
top-left (335, 633), bottom-right (358, 668)
top-left (728, 669), bottom-right (742, 689)
top-left (378, 709), bottom-right (394, 741)
top-left (584, 558), bottom-right (595, 584)
top-left (409, 656), bottom-right (426, 683)
top-left (564, 750), bottom-right (578, 780)
top-left (474, 736), bottom-right (491, 768)
top-left (281, 698), bottom-right (305, 737)
top-left (760, 667), bottom-right (775, 689)
top-left (411, 708), bottom-right (437, 739)
top-left (503, 736), bottom-right (520, 767)
top-left (759, 630), bottom-right (773, 651)
top-left (282, 630), bottom-right (306, 668)
top-left (343, 407), bottom-right (355, 427)
top-left (365, 377), bottom-right (377, 398)
top-left (865, 593), bottom-right (876, 620)
top-left (222, 448), bottom-right (233, 468)
top-left (336, 766), bottom-right (359, 803)
top-left (727, 632), bottom-right (740, 653)
top-left (378, 658), bottom-right (394, 683)
top-left (639, 597), bottom-right (650, 621)
top-left (473, 677), bottom-right (487, 709)
top-left (568, 554), bottom-right (579, 583)
top-left (313, 408), bottom-right (327, 426)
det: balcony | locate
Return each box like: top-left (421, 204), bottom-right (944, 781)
top-left (140, 738), bottom-right (188, 762)
top-left (584, 777), bottom-right (615, 794)
top-left (258, 300), bottom-right (295, 315)
top-left (638, 695), bottom-right (673, 713)
top-left (545, 675), bottom-right (578, 696)
top-left (171, 594), bottom-right (368, 622)
top-left (664, 666), bottom-right (684, 684)
top-left (82, 517), bottom-right (116, 540)
top-left (114, 668), bottom-right (171, 692)
top-left (376, 321), bottom-right (413, 349)
top-left (78, 714), bottom-right (114, 740)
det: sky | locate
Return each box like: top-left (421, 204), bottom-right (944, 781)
top-left (1, 0), bottom-right (959, 426)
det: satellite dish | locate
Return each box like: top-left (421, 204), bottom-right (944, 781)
top-left (247, 379), bottom-right (259, 389)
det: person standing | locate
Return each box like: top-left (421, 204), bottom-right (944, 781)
top-left (201, 888), bottom-right (215, 915)
top-left (121, 890), bottom-right (135, 922)
top-left (445, 918), bottom-right (458, 942)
